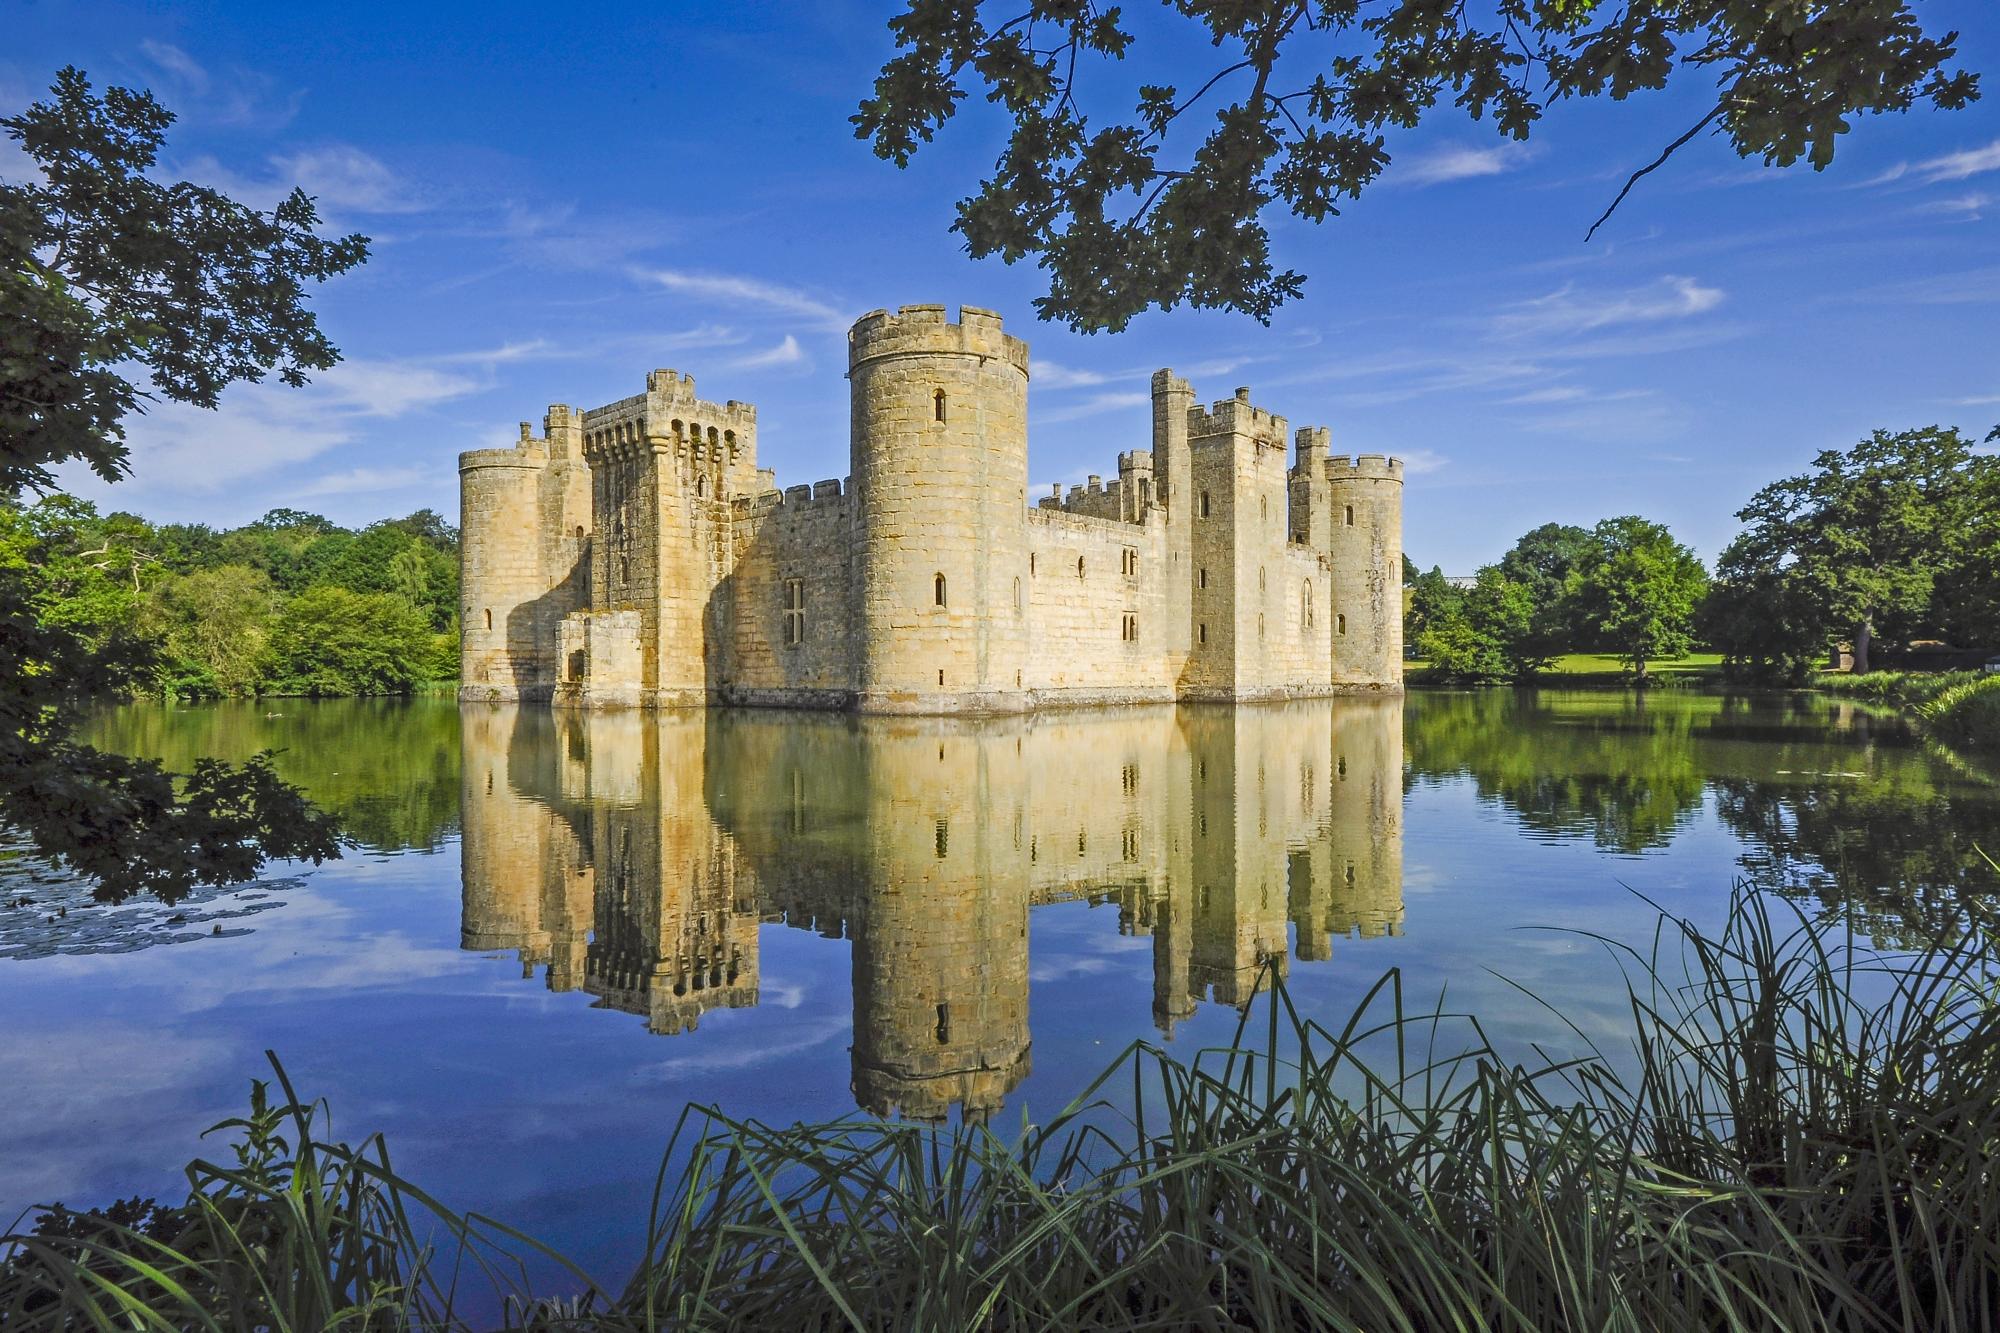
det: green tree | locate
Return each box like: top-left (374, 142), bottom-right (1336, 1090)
top-left (1405, 565), bottom-right (1463, 648)
top-left (856, 2), bottom-right (1977, 330)
top-left (1572, 516), bottom-right (1708, 684)
top-left (264, 586), bottom-right (433, 697)
top-left (140, 565), bottom-right (277, 698)
top-left (1720, 427), bottom-right (1993, 674)
top-left (1497, 522), bottom-right (1596, 651)
top-left (1, 69), bottom-right (357, 899)
top-left (1415, 568), bottom-right (1547, 684)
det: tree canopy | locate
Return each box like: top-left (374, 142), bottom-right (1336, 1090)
top-left (1712, 427), bottom-right (1997, 676)
top-left (856, 1), bottom-right (1978, 330)
top-left (2, 69), bottom-right (366, 900)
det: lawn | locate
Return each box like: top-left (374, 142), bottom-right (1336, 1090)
top-left (1404, 653), bottom-right (1726, 686)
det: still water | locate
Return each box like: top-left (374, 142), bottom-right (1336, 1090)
top-left (4, 691), bottom-right (1996, 1281)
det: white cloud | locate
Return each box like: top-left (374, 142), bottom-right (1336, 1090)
top-left (1916, 138), bottom-right (2000, 184)
top-left (1489, 276), bottom-right (1724, 341)
top-left (1918, 192), bottom-right (1991, 221)
top-left (177, 146), bottom-right (425, 216)
top-left (1037, 390), bottom-right (1149, 424)
top-left (1030, 360), bottom-right (1110, 389)
top-left (1501, 386), bottom-right (1588, 405)
top-left (732, 334), bottom-right (806, 370)
top-left (296, 465), bottom-right (441, 498)
top-left (1394, 142), bottom-right (1534, 188)
top-left (138, 40), bottom-right (209, 93)
top-left (1400, 448), bottom-right (1448, 474)
top-left (638, 268), bottom-right (850, 333)
top-left (61, 357), bottom-right (482, 507)
top-left (1951, 393), bottom-right (2000, 406)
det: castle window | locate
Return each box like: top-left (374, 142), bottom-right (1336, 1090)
top-left (1344, 504), bottom-right (1355, 527)
top-left (783, 578), bottom-right (806, 645)
top-left (1077, 556), bottom-right (1085, 579)
top-left (1013, 576), bottom-right (1022, 611)
top-left (1199, 490), bottom-right (1211, 518)
top-left (1261, 496), bottom-right (1268, 521)
top-left (620, 555), bottom-right (631, 583)
top-left (1198, 623), bottom-right (1208, 645)
top-left (1030, 553), bottom-right (1036, 576)
top-left (1259, 566), bottom-right (1266, 592)
top-left (573, 525), bottom-right (584, 542)
top-left (567, 649), bottom-right (586, 681)
top-left (483, 608), bottom-right (492, 631)
top-left (1259, 613), bottom-right (1266, 640)
top-left (1338, 613), bottom-right (1348, 635)
top-left (934, 390), bottom-right (947, 423)
top-left (1198, 567), bottom-right (1207, 590)
top-left (934, 572), bottom-right (948, 607)
top-left (935, 819), bottom-right (949, 859)
top-left (1122, 547), bottom-right (1137, 577)
top-left (936, 1003), bottom-right (951, 1043)
top-left (1304, 581), bottom-right (1314, 629)
top-left (695, 474), bottom-right (707, 497)
top-left (1120, 612), bottom-right (1138, 642)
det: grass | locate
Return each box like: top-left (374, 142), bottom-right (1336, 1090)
top-left (4, 885), bottom-right (1998, 1330)
top-left (1406, 653), bottom-right (1726, 688)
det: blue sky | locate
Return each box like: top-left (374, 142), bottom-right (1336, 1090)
top-left (9, 0), bottom-right (1999, 572)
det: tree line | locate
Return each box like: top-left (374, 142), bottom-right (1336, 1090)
top-left (2, 496), bottom-right (459, 699)
top-left (1409, 426), bottom-right (2000, 685)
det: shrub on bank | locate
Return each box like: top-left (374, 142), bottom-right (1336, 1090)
top-left (5, 888), bottom-right (1997, 1330)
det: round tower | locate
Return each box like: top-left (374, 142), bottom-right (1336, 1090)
top-left (1326, 455), bottom-right (1405, 689)
top-left (459, 429), bottom-right (554, 700)
top-left (849, 304), bottom-right (1030, 711)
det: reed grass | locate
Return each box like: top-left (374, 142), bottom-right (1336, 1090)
top-left (5, 884), bottom-right (1997, 1331)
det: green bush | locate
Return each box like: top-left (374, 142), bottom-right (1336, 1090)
top-left (263, 586), bottom-right (434, 696)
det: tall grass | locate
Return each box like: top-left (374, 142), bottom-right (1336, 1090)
top-left (6, 885), bottom-right (1998, 1331)
top-left (1920, 675), bottom-right (2000, 756)
top-left (1817, 669), bottom-right (1981, 708)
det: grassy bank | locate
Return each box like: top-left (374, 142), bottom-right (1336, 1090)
top-left (5, 887), bottom-right (1998, 1330)
top-left (1406, 653), bottom-right (1726, 688)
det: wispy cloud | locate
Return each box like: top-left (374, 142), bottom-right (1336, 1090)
top-left (1488, 276), bottom-right (1725, 341)
top-left (1030, 360), bottom-right (1110, 390)
top-left (1393, 142), bottom-right (1534, 188)
top-left (178, 145), bottom-right (426, 215)
top-left (135, 39), bottom-right (303, 130)
top-left (732, 334), bottom-right (807, 370)
top-left (638, 268), bottom-right (851, 333)
top-left (296, 465), bottom-right (440, 498)
top-left (1501, 386), bottom-right (1589, 405)
top-left (1915, 138), bottom-right (2000, 184)
top-left (1851, 266), bottom-right (2000, 307)
top-left (137, 40), bottom-right (209, 93)
top-left (1400, 448), bottom-right (1448, 474)
top-left (1037, 390), bottom-right (1149, 424)
top-left (1951, 393), bottom-right (2000, 406)
top-left (1918, 192), bottom-right (1992, 221)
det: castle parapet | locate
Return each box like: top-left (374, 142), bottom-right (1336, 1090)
top-left (1186, 385), bottom-right (1289, 448)
top-left (848, 304), bottom-right (1030, 376)
top-left (1326, 454), bottom-right (1405, 481)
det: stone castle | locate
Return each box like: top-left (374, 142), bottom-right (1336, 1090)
top-left (462, 700), bottom-right (1404, 1123)
top-left (458, 304), bottom-right (1403, 713)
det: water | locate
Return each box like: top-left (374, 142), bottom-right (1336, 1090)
top-left (3, 690), bottom-right (1995, 1284)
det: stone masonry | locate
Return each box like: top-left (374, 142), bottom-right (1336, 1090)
top-left (458, 304), bottom-right (1403, 713)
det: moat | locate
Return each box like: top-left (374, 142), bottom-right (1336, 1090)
top-left (4, 691), bottom-right (1996, 1284)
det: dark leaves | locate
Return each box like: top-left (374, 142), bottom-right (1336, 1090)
top-left (857, 0), bottom-right (1978, 330)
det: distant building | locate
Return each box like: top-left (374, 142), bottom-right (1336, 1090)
top-left (459, 304), bottom-right (1403, 713)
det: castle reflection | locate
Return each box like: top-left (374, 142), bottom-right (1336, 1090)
top-left (460, 701), bottom-right (1404, 1122)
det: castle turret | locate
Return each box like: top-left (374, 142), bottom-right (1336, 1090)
top-left (459, 410), bottom-right (592, 701)
top-left (1151, 370), bottom-right (1195, 679)
top-left (849, 305), bottom-right (1030, 711)
top-left (1326, 455), bottom-right (1404, 687)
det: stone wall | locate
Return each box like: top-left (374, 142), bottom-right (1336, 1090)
top-left (1021, 508), bottom-right (1174, 703)
top-left (723, 483), bottom-right (857, 706)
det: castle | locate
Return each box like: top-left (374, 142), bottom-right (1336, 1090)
top-left (458, 304), bottom-right (1403, 713)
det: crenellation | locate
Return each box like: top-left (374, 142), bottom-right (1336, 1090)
top-left (462, 303), bottom-right (1402, 714)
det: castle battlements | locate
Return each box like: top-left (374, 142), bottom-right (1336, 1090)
top-left (459, 303), bottom-right (1403, 713)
